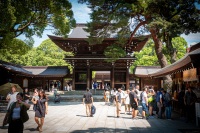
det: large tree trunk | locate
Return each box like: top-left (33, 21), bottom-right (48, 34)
top-left (150, 28), bottom-right (172, 87)
top-left (166, 35), bottom-right (177, 64)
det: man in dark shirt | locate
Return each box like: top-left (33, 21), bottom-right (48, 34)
top-left (129, 89), bottom-right (138, 119)
top-left (184, 87), bottom-right (197, 122)
top-left (83, 88), bottom-right (93, 117)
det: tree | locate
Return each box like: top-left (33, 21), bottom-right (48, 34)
top-left (79, 0), bottom-right (200, 85)
top-left (21, 39), bottom-right (73, 68)
top-left (0, 0), bottom-right (76, 47)
top-left (131, 37), bottom-right (187, 73)
top-left (0, 38), bottom-right (31, 64)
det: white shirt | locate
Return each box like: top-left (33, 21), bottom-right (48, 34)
top-left (7, 92), bottom-right (18, 110)
top-left (125, 93), bottom-right (130, 104)
top-left (142, 91), bottom-right (147, 104)
top-left (120, 90), bottom-right (125, 98)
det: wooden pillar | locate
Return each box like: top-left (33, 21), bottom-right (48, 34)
top-left (111, 64), bottom-right (114, 88)
top-left (126, 67), bottom-right (130, 90)
top-left (72, 68), bottom-right (75, 90)
top-left (87, 66), bottom-right (90, 89)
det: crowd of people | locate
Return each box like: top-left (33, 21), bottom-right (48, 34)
top-left (102, 85), bottom-right (197, 122)
top-left (2, 85), bottom-right (48, 133)
top-left (2, 84), bottom-right (198, 132)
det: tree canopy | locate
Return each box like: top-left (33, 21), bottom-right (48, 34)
top-left (0, 39), bottom-right (73, 72)
top-left (79, 0), bottom-right (200, 64)
top-left (0, 0), bottom-right (76, 47)
top-left (131, 37), bottom-right (187, 73)
top-left (21, 39), bottom-right (73, 67)
top-left (0, 38), bottom-right (31, 64)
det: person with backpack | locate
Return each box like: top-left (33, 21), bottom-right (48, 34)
top-left (156, 88), bottom-right (163, 119)
top-left (162, 89), bottom-right (172, 119)
top-left (83, 88), bottom-right (93, 117)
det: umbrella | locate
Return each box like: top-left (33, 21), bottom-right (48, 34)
top-left (0, 83), bottom-right (23, 97)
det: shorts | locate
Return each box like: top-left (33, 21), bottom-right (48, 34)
top-left (142, 103), bottom-right (148, 112)
top-left (131, 102), bottom-right (138, 110)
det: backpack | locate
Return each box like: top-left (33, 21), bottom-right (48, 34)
top-left (91, 105), bottom-right (96, 114)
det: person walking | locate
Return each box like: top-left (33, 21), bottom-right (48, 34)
top-left (120, 89), bottom-right (126, 106)
top-left (3, 92), bottom-right (30, 133)
top-left (6, 85), bottom-right (19, 110)
top-left (129, 89), bottom-right (138, 119)
top-left (83, 88), bottom-right (93, 117)
top-left (141, 87), bottom-right (149, 119)
top-left (135, 85), bottom-right (140, 102)
top-left (110, 88), bottom-right (117, 105)
top-left (124, 89), bottom-right (131, 114)
top-left (23, 88), bottom-right (30, 104)
top-left (32, 89), bottom-right (48, 132)
top-left (105, 89), bottom-right (110, 105)
top-left (2, 85), bottom-right (19, 127)
top-left (116, 88), bottom-right (122, 118)
top-left (32, 88), bottom-right (39, 111)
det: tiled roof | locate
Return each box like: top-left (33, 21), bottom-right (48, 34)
top-left (0, 60), bottom-right (69, 77)
top-left (134, 66), bottom-right (161, 77)
top-left (0, 60), bottom-right (32, 75)
top-left (23, 66), bottom-right (69, 77)
top-left (68, 23), bottom-right (90, 38)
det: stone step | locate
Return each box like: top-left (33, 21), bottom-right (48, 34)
top-left (48, 95), bottom-right (104, 102)
top-left (45, 90), bottom-right (105, 96)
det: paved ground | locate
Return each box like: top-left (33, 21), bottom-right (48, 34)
top-left (0, 102), bottom-right (200, 133)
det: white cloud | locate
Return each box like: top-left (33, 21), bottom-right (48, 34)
top-left (181, 33), bottom-right (200, 46)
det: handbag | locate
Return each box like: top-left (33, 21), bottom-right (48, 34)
top-left (91, 105), bottom-right (96, 114)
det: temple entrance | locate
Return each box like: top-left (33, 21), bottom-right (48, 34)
top-left (48, 24), bottom-right (149, 91)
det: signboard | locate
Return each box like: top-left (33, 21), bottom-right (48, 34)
top-left (183, 68), bottom-right (197, 82)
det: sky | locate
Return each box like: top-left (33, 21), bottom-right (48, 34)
top-left (19, 0), bottom-right (200, 47)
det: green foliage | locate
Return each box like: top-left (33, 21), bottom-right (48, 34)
top-left (163, 37), bottom-right (187, 61)
top-left (0, 0), bottom-right (76, 47)
top-left (104, 44), bottom-right (126, 62)
top-left (79, 0), bottom-right (200, 64)
top-left (0, 38), bottom-right (73, 73)
top-left (0, 38), bottom-right (31, 64)
top-left (130, 37), bottom-right (187, 73)
top-left (131, 40), bottom-right (159, 71)
top-left (21, 39), bottom-right (73, 68)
